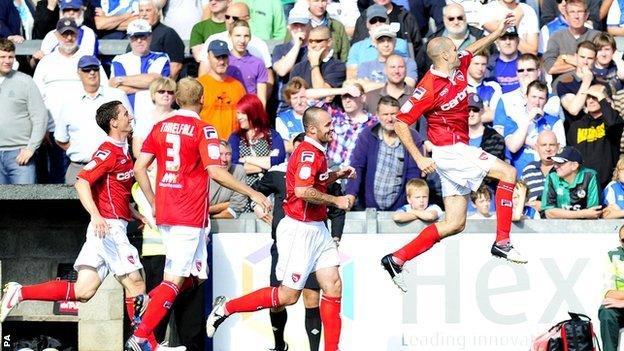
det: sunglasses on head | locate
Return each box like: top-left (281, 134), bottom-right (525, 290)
top-left (369, 17), bottom-right (386, 25)
top-left (447, 16), bottom-right (464, 21)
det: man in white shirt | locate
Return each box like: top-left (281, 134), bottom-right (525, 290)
top-left (480, 0), bottom-right (539, 55)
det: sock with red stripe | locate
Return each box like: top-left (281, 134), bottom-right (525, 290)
top-left (392, 224), bottom-right (441, 264)
top-left (495, 181), bottom-right (515, 245)
top-left (320, 295), bottom-right (341, 351)
top-left (134, 281), bottom-right (178, 339)
top-left (224, 287), bottom-right (280, 315)
top-left (20, 280), bottom-right (75, 301)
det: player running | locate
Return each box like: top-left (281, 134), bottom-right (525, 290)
top-left (381, 15), bottom-right (527, 293)
top-left (125, 78), bottom-right (271, 351)
top-left (205, 107), bottom-right (355, 351)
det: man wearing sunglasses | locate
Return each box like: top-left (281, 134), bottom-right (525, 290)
top-left (351, 0), bottom-right (420, 50)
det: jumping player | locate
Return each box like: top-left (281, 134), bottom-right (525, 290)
top-left (205, 107), bottom-right (355, 351)
top-left (0, 101), bottom-right (152, 337)
top-left (381, 16), bottom-right (527, 293)
top-left (125, 78), bottom-right (271, 351)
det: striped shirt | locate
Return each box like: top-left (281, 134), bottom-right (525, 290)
top-left (521, 161), bottom-right (548, 202)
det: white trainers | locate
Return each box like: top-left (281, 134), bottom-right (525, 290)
top-left (156, 343), bottom-right (186, 351)
top-left (380, 254), bottom-right (408, 292)
top-left (0, 282), bottom-right (22, 322)
top-left (491, 242), bottom-right (528, 264)
top-left (206, 296), bottom-right (228, 338)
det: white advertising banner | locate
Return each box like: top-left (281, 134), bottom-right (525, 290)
top-left (211, 232), bottom-right (616, 351)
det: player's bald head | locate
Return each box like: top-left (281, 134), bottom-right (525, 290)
top-left (302, 107), bottom-right (327, 132)
top-left (427, 37), bottom-right (454, 61)
top-left (175, 77), bottom-right (203, 108)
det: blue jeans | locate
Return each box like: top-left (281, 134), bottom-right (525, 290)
top-left (0, 149), bottom-right (36, 184)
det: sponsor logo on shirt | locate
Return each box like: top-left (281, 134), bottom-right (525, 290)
top-left (319, 171), bottom-right (329, 181)
top-left (116, 170), bottom-right (134, 181)
top-left (413, 87), bottom-right (426, 100)
top-left (441, 86), bottom-right (468, 111)
top-left (301, 151), bottom-right (315, 163)
top-left (95, 150), bottom-right (111, 161)
top-left (203, 126), bottom-right (218, 140)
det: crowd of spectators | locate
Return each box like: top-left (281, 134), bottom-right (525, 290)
top-left (2, 0), bottom-right (624, 221)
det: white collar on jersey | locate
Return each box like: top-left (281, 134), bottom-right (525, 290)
top-left (304, 136), bottom-right (326, 153)
top-left (174, 109), bottom-right (201, 119)
top-left (105, 136), bottom-right (129, 154)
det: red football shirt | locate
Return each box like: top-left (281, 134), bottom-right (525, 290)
top-left (397, 50), bottom-right (473, 146)
top-left (77, 139), bottom-right (134, 221)
top-left (283, 137), bottom-right (329, 222)
top-left (141, 110), bottom-right (221, 228)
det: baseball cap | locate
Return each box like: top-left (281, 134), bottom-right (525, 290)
top-left (371, 24), bottom-right (397, 40)
top-left (549, 146), bottom-right (583, 164)
top-left (77, 55), bottom-right (101, 69)
top-left (56, 17), bottom-right (79, 34)
top-left (127, 19), bottom-right (152, 37)
top-left (288, 8), bottom-right (310, 25)
top-left (366, 4), bottom-right (388, 23)
top-left (60, 0), bottom-right (83, 10)
top-left (208, 40), bottom-right (230, 57)
top-left (501, 26), bottom-right (519, 38)
top-left (468, 93), bottom-right (483, 110)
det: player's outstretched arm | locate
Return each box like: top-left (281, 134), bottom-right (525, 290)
top-left (466, 13), bottom-right (515, 55)
top-left (207, 165), bottom-right (272, 215)
top-left (134, 152), bottom-right (157, 211)
top-left (75, 178), bottom-right (108, 237)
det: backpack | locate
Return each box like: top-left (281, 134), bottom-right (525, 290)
top-left (531, 312), bottom-right (601, 351)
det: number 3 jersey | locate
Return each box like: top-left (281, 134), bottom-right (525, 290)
top-left (141, 109), bottom-right (221, 228)
top-left (77, 139), bottom-right (134, 221)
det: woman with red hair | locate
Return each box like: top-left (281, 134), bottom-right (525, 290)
top-left (228, 94), bottom-right (286, 189)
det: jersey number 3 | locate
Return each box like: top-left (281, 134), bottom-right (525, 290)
top-left (165, 133), bottom-right (180, 172)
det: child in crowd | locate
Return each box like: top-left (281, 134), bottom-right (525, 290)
top-left (393, 179), bottom-right (443, 223)
top-left (603, 157), bottom-right (624, 219)
top-left (468, 184), bottom-right (495, 219)
top-left (512, 180), bottom-right (540, 221)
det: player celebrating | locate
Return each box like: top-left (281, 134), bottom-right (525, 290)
top-left (125, 78), bottom-right (271, 351)
top-left (205, 107), bottom-right (355, 351)
top-left (0, 101), bottom-right (152, 335)
top-left (381, 16), bottom-right (527, 293)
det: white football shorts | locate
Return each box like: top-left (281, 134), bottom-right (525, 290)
top-left (431, 143), bottom-right (497, 197)
top-left (159, 225), bottom-right (209, 279)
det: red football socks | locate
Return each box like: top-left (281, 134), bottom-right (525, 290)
top-left (495, 181), bottom-right (515, 245)
top-left (134, 281), bottom-right (178, 339)
top-left (20, 280), bottom-right (75, 301)
top-left (225, 287), bottom-right (280, 315)
top-left (320, 294), bottom-right (342, 351)
top-left (393, 224), bottom-right (441, 264)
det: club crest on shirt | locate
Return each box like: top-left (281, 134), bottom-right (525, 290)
top-left (95, 150), bottom-right (110, 161)
top-left (412, 87), bottom-right (426, 100)
top-left (301, 151), bottom-right (315, 163)
top-left (203, 126), bottom-right (218, 140)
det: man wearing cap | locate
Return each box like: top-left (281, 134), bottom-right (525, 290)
top-left (481, 0), bottom-right (539, 55)
top-left (346, 4), bottom-right (409, 78)
top-left (566, 84), bottom-right (624, 189)
top-left (355, 24), bottom-right (418, 87)
top-left (32, 0), bottom-right (97, 40)
top-left (542, 145), bottom-right (602, 219)
top-left (290, 26), bottom-right (346, 90)
top-left (351, 0), bottom-right (420, 50)
top-left (0, 38), bottom-right (46, 184)
top-left (467, 93), bottom-right (506, 162)
top-left (37, 0), bottom-right (98, 59)
top-left (198, 39), bottom-right (246, 139)
top-left (110, 18), bottom-right (170, 122)
top-left (56, 55), bottom-right (132, 184)
top-left (487, 26), bottom-right (522, 94)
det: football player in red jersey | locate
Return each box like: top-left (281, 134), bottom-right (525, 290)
top-left (0, 101), bottom-right (156, 339)
top-left (380, 15), bottom-right (528, 293)
top-left (125, 78), bottom-right (271, 351)
top-left (205, 107), bottom-right (355, 351)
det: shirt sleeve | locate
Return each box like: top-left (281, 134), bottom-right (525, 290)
top-left (397, 82), bottom-right (434, 125)
top-left (293, 151), bottom-right (320, 188)
top-left (162, 31), bottom-right (185, 63)
top-left (607, 0), bottom-right (622, 27)
top-left (141, 127), bottom-right (158, 154)
top-left (603, 183), bottom-right (616, 206)
top-left (110, 56), bottom-right (126, 78)
top-left (275, 114), bottom-right (290, 140)
top-left (199, 124), bottom-right (221, 167)
top-left (149, 54), bottom-right (171, 77)
top-left (77, 147), bottom-right (115, 184)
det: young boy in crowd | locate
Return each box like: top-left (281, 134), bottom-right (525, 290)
top-left (393, 179), bottom-right (443, 223)
top-left (512, 180), bottom-right (540, 221)
top-left (468, 184), bottom-right (495, 219)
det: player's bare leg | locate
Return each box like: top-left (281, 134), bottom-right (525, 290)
top-left (315, 266), bottom-right (342, 351)
top-left (303, 288), bottom-right (321, 351)
top-left (117, 270), bottom-right (149, 330)
top-left (381, 195), bottom-right (469, 292)
top-left (486, 159), bottom-right (527, 264)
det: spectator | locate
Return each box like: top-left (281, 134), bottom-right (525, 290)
top-left (520, 130), bottom-right (559, 211)
top-left (37, 0), bottom-right (98, 59)
top-left (327, 83), bottom-right (377, 167)
top-left (351, 0), bottom-right (421, 54)
top-left (275, 77), bottom-right (308, 153)
top-left (190, 0), bottom-right (230, 61)
top-left (93, 0), bottom-right (139, 39)
top-left (363, 54), bottom-right (414, 113)
top-left (539, 0), bottom-right (569, 55)
top-left (198, 2), bottom-right (273, 77)
top-left (225, 20), bottom-right (269, 106)
top-left (592, 32), bottom-right (624, 94)
top-left (8, 0), bottom-right (35, 43)
top-left (542, 146), bottom-right (602, 219)
top-left (541, 0), bottom-right (602, 30)
top-left (597, 224), bottom-right (624, 351)
top-left (242, 0), bottom-right (287, 41)
top-left (544, 0), bottom-right (601, 77)
top-left (409, 0), bottom-right (444, 39)
top-left (346, 5), bottom-right (409, 78)
top-left (602, 157), bottom-right (624, 219)
top-left (468, 50), bottom-right (502, 123)
top-left (346, 96), bottom-right (423, 211)
top-left (161, 0), bottom-right (208, 41)
top-left (228, 94), bottom-right (286, 192)
top-left (392, 178), bottom-right (442, 223)
top-left (55, 55), bottom-right (131, 184)
top-left (292, 0), bottom-right (361, 38)
top-left (468, 184), bottom-right (495, 219)
top-left (488, 26), bottom-right (522, 94)
top-left (198, 39), bottom-right (246, 139)
top-left (355, 24), bottom-right (418, 86)
top-left (135, 0), bottom-right (184, 80)
top-left (481, 0), bottom-right (539, 55)
top-left (416, 3), bottom-right (484, 79)
top-left (209, 140), bottom-right (249, 218)
top-left (0, 38), bottom-right (46, 184)
top-left (110, 19), bottom-right (170, 121)
top-left (502, 80), bottom-right (566, 175)
top-left (291, 25), bottom-right (346, 89)
top-left (512, 180), bottom-right (540, 220)
top-left (32, 0), bottom-right (96, 40)
top-left (467, 93), bottom-right (506, 162)
top-left (448, 0), bottom-right (484, 29)
top-left (131, 77), bottom-right (176, 158)
top-left (567, 85), bottom-right (624, 188)
top-left (606, 0), bottom-right (624, 37)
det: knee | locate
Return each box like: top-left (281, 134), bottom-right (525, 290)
top-left (279, 288), bottom-right (300, 306)
top-left (445, 220), bottom-right (465, 236)
top-left (324, 276), bottom-right (342, 297)
top-left (74, 285), bottom-right (97, 302)
top-left (302, 289), bottom-right (320, 308)
top-left (503, 164), bottom-right (517, 182)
